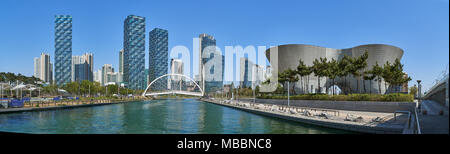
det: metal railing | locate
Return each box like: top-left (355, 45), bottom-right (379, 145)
top-left (394, 110), bottom-right (411, 128)
top-left (414, 108), bottom-right (422, 134)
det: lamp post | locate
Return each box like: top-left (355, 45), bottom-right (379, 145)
top-left (417, 80), bottom-right (422, 108)
top-left (287, 81), bottom-right (290, 106)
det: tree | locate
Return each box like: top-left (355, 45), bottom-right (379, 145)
top-left (80, 80), bottom-right (93, 96)
top-left (409, 85), bottom-right (418, 98)
top-left (371, 62), bottom-right (384, 94)
top-left (326, 58), bottom-right (339, 95)
top-left (275, 83), bottom-right (284, 94)
top-left (285, 68), bottom-right (299, 95)
top-left (42, 84), bottom-right (58, 96)
top-left (92, 82), bottom-right (102, 96)
top-left (352, 51), bottom-right (369, 93)
top-left (363, 70), bottom-right (375, 94)
top-left (312, 57), bottom-right (328, 93)
top-left (255, 85), bottom-right (260, 96)
top-left (0, 72), bottom-right (42, 84)
top-left (337, 55), bottom-right (351, 94)
top-left (297, 59), bottom-right (312, 94)
top-left (389, 59), bottom-right (411, 93)
top-left (106, 84), bottom-right (118, 96)
top-left (382, 61), bottom-right (393, 93)
top-left (62, 82), bottom-right (80, 96)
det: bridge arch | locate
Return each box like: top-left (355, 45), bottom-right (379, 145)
top-left (142, 73), bottom-right (204, 96)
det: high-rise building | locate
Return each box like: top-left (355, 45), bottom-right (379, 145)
top-left (54, 15), bottom-right (72, 86)
top-left (33, 53), bottom-right (53, 83)
top-left (93, 69), bottom-right (102, 84)
top-left (199, 33), bottom-right (223, 94)
top-left (118, 49), bottom-right (124, 83)
top-left (84, 53), bottom-right (93, 81)
top-left (72, 53), bottom-right (93, 82)
top-left (240, 57), bottom-right (253, 88)
top-left (119, 49), bottom-right (124, 74)
top-left (123, 15), bottom-right (146, 90)
top-left (149, 28), bottom-right (168, 91)
top-left (106, 72), bottom-right (120, 86)
top-left (252, 64), bottom-right (266, 89)
top-left (169, 58), bottom-right (183, 90)
top-left (170, 58), bottom-right (183, 75)
top-left (34, 57), bottom-right (40, 78)
top-left (101, 64), bottom-right (114, 86)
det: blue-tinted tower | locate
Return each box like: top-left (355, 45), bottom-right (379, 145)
top-left (199, 34), bottom-right (224, 94)
top-left (149, 28), bottom-right (169, 91)
top-left (123, 15), bottom-right (146, 90)
top-left (54, 15), bottom-right (72, 86)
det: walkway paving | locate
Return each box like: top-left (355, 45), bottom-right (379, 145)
top-left (419, 100), bottom-right (449, 134)
top-left (202, 98), bottom-right (409, 134)
top-left (418, 115), bottom-right (449, 134)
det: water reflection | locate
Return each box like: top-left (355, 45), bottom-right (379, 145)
top-left (0, 99), bottom-right (352, 134)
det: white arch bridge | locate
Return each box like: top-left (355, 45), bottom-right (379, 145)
top-left (142, 73), bottom-right (204, 97)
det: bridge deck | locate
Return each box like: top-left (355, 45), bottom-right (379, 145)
top-left (144, 90), bottom-right (203, 97)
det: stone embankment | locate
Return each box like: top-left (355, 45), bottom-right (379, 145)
top-left (0, 98), bottom-right (151, 114)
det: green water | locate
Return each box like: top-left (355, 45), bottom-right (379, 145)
top-left (0, 99), bottom-right (352, 134)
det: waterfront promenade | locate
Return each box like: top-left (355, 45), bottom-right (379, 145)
top-left (0, 97), bottom-right (151, 114)
top-left (201, 98), bottom-right (412, 134)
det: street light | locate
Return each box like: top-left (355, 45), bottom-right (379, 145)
top-left (287, 81), bottom-right (290, 106)
top-left (417, 80), bottom-right (422, 108)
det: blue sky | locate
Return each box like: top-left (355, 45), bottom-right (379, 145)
top-left (0, 0), bottom-right (448, 92)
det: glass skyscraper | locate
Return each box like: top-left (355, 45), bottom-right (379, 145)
top-left (54, 15), bottom-right (72, 86)
top-left (123, 15), bottom-right (146, 90)
top-left (199, 33), bottom-right (224, 94)
top-left (149, 28), bottom-right (168, 91)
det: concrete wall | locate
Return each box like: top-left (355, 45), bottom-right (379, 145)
top-left (239, 98), bottom-right (416, 113)
top-left (423, 77), bottom-right (449, 107)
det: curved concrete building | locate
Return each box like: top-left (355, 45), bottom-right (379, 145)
top-left (265, 44), bottom-right (404, 94)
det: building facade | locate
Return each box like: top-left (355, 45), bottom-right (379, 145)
top-left (169, 58), bottom-right (184, 90)
top-left (71, 53), bottom-right (93, 82)
top-left (149, 28), bottom-right (168, 91)
top-left (54, 15), bottom-right (72, 86)
top-left (123, 15), bottom-right (146, 90)
top-left (118, 49), bottom-right (124, 83)
top-left (93, 69), bottom-right (102, 84)
top-left (265, 44), bottom-right (404, 94)
top-left (33, 53), bottom-right (53, 83)
top-left (240, 57), bottom-right (253, 88)
top-left (199, 33), bottom-right (224, 94)
top-left (101, 64), bottom-right (114, 86)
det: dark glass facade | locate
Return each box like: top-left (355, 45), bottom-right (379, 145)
top-left (149, 28), bottom-right (168, 91)
top-left (123, 15), bottom-right (146, 90)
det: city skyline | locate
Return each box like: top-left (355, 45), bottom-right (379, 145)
top-left (0, 0), bottom-right (448, 92)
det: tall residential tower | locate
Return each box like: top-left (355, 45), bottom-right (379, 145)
top-left (54, 15), bottom-right (72, 86)
top-left (149, 28), bottom-right (168, 91)
top-left (33, 53), bottom-right (53, 83)
top-left (72, 53), bottom-right (93, 82)
top-left (199, 33), bottom-right (224, 94)
top-left (123, 15), bottom-right (146, 90)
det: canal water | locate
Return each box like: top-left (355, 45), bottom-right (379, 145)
top-left (0, 99), bottom-right (352, 134)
